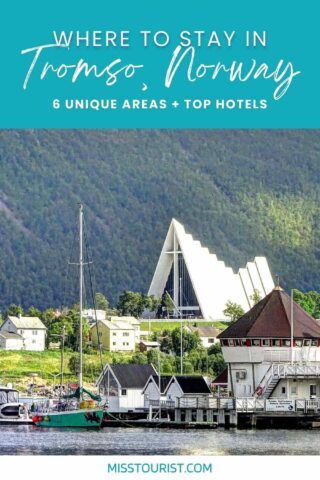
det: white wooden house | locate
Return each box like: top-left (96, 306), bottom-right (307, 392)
top-left (165, 375), bottom-right (211, 407)
top-left (91, 319), bottom-right (136, 352)
top-left (0, 332), bottom-right (24, 350)
top-left (142, 374), bottom-right (173, 407)
top-left (0, 316), bottom-right (46, 351)
top-left (186, 325), bottom-right (220, 348)
top-left (96, 363), bottom-right (157, 412)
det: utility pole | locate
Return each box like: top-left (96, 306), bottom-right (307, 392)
top-left (291, 289), bottom-right (294, 365)
top-left (180, 276), bottom-right (183, 375)
top-left (60, 325), bottom-right (65, 396)
top-left (158, 348), bottom-right (161, 420)
top-left (79, 204), bottom-right (83, 397)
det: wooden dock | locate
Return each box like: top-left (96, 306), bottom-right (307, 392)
top-left (102, 397), bottom-right (320, 429)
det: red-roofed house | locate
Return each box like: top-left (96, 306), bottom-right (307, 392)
top-left (217, 287), bottom-right (320, 399)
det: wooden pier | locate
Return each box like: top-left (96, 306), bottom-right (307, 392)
top-left (102, 397), bottom-right (320, 429)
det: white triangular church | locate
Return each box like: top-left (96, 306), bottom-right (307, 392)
top-left (148, 219), bottom-right (274, 320)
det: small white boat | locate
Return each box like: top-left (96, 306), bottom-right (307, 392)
top-left (0, 386), bottom-right (32, 424)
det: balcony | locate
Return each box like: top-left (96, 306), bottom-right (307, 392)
top-left (272, 363), bottom-right (320, 378)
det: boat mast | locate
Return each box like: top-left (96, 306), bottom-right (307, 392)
top-left (79, 204), bottom-right (83, 396)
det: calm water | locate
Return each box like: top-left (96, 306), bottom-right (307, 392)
top-left (0, 426), bottom-right (319, 455)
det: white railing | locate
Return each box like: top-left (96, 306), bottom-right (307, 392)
top-left (144, 399), bottom-right (175, 409)
top-left (253, 365), bottom-right (273, 397)
top-left (236, 397), bottom-right (320, 413)
top-left (264, 349), bottom-right (320, 363)
top-left (175, 397), bottom-right (235, 409)
top-left (272, 364), bottom-right (320, 377)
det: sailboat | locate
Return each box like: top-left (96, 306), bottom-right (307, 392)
top-left (32, 204), bottom-right (104, 428)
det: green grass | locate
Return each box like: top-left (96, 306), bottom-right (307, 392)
top-left (0, 349), bottom-right (133, 391)
top-left (140, 320), bottom-right (228, 332)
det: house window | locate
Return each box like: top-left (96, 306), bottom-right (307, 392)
top-left (112, 332), bottom-right (117, 336)
top-left (241, 339), bottom-right (247, 346)
top-left (19, 330), bottom-right (23, 335)
top-left (303, 339), bottom-right (311, 347)
top-left (252, 339), bottom-right (260, 346)
top-left (311, 340), bottom-right (318, 347)
top-left (121, 389), bottom-right (127, 396)
top-left (262, 339), bottom-right (270, 346)
top-left (295, 340), bottom-right (302, 347)
top-left (123, 332), bottom-right (129, 337)
top-left (32, 339), bottom-right (36, 344)
top-left (112, 342), bottom-right (116, 346)
top-left (310, 385), bottom-right (317, 397)
top-left (272, 339), bottom-right (281, 347)
top-left (291, 386), bottom-right (297, 395)
top-left (208, 338), bottom-right (214, 344)
top-left (32, 330), bottom-right (38, 335)
top-left (228, 339), bottom-right (235, 346)
top-left (283, 340), bottom-right (291, 347)
top-left (123, 342), bottom-right (129, 346)
top-left (281, 386), bottom-right (286, 394)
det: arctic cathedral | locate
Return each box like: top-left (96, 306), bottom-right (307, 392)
top-left (148, 219), bottom-right (275, 321)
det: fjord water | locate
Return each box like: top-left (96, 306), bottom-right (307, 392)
top-left (0, 426), bottom-right (319, 455)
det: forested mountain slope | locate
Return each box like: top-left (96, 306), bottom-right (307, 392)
top-left (0, 129), bottom-right (319, 309)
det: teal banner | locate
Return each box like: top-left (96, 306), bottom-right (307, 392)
top-left (1, 0), bottom-right (319, 127)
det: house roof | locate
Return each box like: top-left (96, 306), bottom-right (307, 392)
top-left (218, 288), bottom-right (320, 339)
top-left (150, 375), bottom-right (172, 394)
top-left (6, 316), bottom-right (46, 330)
top-left (93, 319), bottom-right (135, 330)
top-left (212, 368), bottom-right (228, 385)
top-left (140, 341), bottom-right (160, 347)
top-left (107, 316), bottom-right (140, 325)
top-left (189, 326), bottom-right (220, 337)
top-left (0, 332), bottom-right (23, 340)
top-left (108, 364), bottom-right (157, 388)
top-left (172, 376), bottom-right (211, 394)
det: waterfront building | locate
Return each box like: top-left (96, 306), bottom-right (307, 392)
top-left (96, 363), bottom-right (157, 411)
top-left (218, 287), bottom-right (320, 399)
top-left (142, 374), bottom-right (172, 407)
top-left (0, 316), bottom-right (46, 351)
top-left (211, 369), bottom-right (228, 396)
top-left (148, 218), bottom-right (274, 320)
top-left (165, 375), bottom-right (212, 407)
top-left (90, 318), bottom-right (136, 352)
top-left (143, 374), bottom-right (212, 409)
top-left (185, 325), bottom-right (220, 348)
